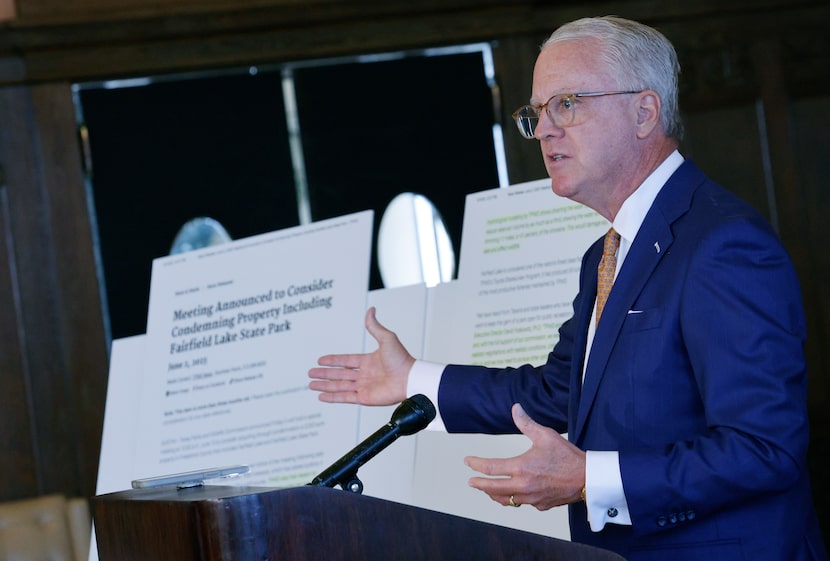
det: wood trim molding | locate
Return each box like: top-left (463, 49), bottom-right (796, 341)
top-left (1, 0), bottom-right (827, 86)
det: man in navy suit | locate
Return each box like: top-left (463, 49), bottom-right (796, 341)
top-left (309, 16), bottom-right (827, 560)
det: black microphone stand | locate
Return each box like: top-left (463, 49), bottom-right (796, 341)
top-left (307, 394), bottom-right (435, 494)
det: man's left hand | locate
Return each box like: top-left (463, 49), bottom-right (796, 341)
top-left (465, 403), bottom-right (585, 510)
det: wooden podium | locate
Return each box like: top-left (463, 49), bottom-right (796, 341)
top-left (92, 485), bottom-right (626, 561)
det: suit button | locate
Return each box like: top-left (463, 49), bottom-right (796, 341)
top-left (607, 508), bottom-right (618, 518)
top-left (657, 516), bottom-right (667, 527)
top-left (686, 510), bottom-right (696, 521)
top-left (678, 511), bottom-right (686, 522)
top-left (669, 513), bottom-right (677, 524)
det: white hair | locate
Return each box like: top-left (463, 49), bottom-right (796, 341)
top-left (542, 16), bottom-right (684, 140)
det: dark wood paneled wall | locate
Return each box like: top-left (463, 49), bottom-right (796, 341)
top-left (1, 0), bottom-right (828, 544)
top-left (0, 82), bottom-right (108, 499)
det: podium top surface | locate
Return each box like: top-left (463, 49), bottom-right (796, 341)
top-left (93, 485), bottom-right (627, 561)
top-left (95, 483), bottom-right (281, 503)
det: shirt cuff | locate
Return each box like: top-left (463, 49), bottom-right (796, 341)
top-left (406, 360), bottom-right (447, 431)
top-left (584, 450), bottom-right (632, 531)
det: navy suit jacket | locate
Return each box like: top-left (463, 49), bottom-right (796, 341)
top-left (439, 160), bottom-right (827, 560)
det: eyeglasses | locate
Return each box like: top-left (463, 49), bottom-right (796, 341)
top-left (512, 90), bottom-right (642, 139)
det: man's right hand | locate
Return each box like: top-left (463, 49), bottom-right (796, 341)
top-left (308, 307), bottom-right (413, 406)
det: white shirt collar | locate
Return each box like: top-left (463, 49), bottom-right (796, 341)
top-left (613, 150), bottom-right (684, 249)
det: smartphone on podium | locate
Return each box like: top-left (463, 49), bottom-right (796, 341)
top-left (131, 464), bottom-right (250, 489)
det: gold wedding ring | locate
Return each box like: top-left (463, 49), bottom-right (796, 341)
top-left (508, 495), bottom-right (520, 507)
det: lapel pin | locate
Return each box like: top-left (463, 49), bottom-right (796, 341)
top-left (654, 241), bottom-right (661, 253)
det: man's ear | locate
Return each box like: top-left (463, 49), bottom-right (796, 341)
top-left (635, 90), bottom-right (661, 138)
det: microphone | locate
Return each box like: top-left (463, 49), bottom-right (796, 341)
top-left (309, 394), bottom-right (436, 492)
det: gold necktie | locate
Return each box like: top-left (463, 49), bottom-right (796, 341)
top-left (596, 228), bottom-right (620, 326)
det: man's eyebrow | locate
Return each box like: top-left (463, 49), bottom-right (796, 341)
top-left (530, 91), bottom-right (570, 106)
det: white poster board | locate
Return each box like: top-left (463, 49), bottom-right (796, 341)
top-left (452, 178), bottom-right (608, 366)
top-left (132, 211), bottom-right (373, 488)
top-left (354, 284), bottom-right (429, 504)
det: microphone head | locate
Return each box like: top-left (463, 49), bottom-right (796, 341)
top-left (390, 394), bottom-right (436, 436)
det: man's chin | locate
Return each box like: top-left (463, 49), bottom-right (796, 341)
top-left (549, 178), bottom-right (572, 199)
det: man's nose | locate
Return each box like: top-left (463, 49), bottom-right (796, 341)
top-left (534, 112), bottom-right (563, 140)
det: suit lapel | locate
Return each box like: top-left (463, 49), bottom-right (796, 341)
top-left (571, 160), bottom-right (704, 444)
